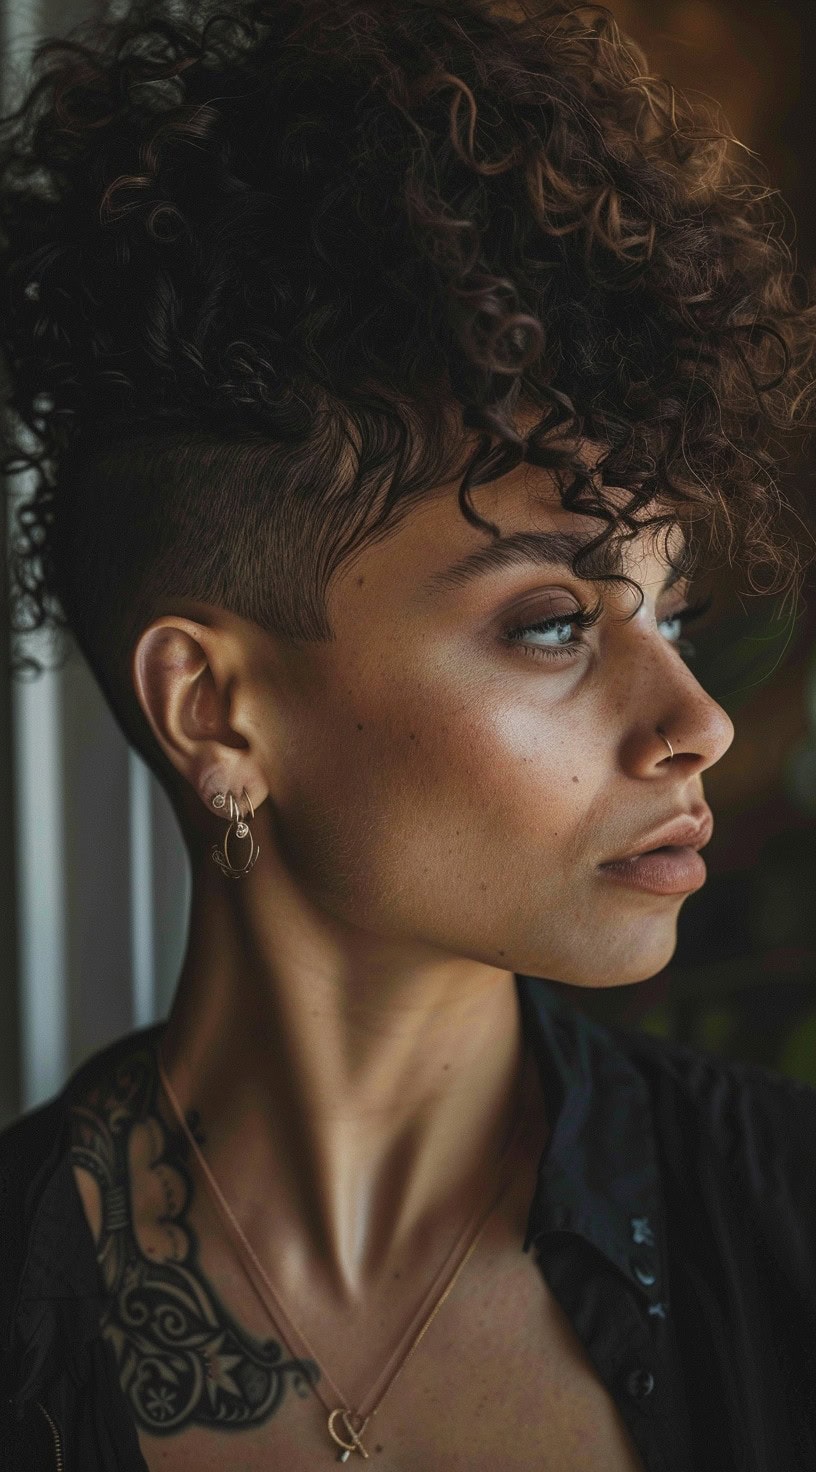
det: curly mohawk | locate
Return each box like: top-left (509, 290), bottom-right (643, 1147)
top-left (1, 0), bottom-right (814, 779)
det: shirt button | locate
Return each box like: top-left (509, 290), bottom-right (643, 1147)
top-left (630, 1256), bottom-right (657, 1287)
top-left (630, 1215), bottom-right (655, 1247)
top-left (625, 1367), bottom-right (656, 1401)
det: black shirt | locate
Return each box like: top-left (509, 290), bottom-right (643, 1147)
top-left (2, 972), bottom-right (816, 1471)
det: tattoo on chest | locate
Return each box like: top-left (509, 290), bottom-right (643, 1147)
top-left (69, 1044), bottom-right (319, 1435)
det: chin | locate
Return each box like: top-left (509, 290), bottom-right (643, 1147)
top-left (585, 939), bottom-right (679, 989)
top-left (523, 923), bottom-right (679, 990)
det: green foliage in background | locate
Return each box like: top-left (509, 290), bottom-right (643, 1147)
top-left (639, 982), bottom-right (816, 1087)
top-left (694, 588), bottom-right (804, 716)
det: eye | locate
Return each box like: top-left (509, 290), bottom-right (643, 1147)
top-left (657, 594), bottom-right (714, 659)
top-left (660, 613), bottom-right (682, 638)
top-left (503, 592), bottom-right (713, 665)
top-left (503, 602), bottom-right (602, 663)
top-left (510, 613), bottom-right (582, 650)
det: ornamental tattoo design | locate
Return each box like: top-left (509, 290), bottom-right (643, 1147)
top-left (69, 1043), bottom-right (319, 1434)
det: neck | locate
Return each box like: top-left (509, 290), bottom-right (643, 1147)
top-left (158, 860), bottom-right (534, 1303)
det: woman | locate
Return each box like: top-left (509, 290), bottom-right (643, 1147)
top-left (1, 0), bottom-right (815, 1468)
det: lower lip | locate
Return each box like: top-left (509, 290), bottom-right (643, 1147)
top-left (597, 846), bottom-right (707, 895)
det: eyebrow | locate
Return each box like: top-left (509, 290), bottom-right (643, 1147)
top-left (419, 529), bottom-right (691, 598)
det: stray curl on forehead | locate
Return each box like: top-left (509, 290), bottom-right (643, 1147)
top-left (420, 498), bottom-right (696, 610)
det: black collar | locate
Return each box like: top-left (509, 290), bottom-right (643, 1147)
top-left (516, 976), bottom-right (665, 1299)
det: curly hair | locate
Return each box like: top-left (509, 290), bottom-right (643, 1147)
top-left (1, 0), bottom-right (814, 781)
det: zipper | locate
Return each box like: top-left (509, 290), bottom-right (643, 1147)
top-left (35, 1400), bottom-right (64, 1472)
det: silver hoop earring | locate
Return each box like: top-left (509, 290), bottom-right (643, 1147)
top-left (210, 786), bottom-right (260, 878)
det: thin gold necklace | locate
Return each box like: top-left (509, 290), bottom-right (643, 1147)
top-left (156, 1044), bottom-right (534, 1461)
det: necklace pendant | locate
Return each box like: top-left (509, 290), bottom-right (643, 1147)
top-left (328, 1408), bottom-right (369, 1460)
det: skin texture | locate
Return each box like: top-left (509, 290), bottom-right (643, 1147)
top-left (71, 442), bottom-right (734, 1451)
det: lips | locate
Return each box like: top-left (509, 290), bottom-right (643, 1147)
top-left (597, 846), bottom-right (708, 896)
top-left (598, 806), bottom-right (714, 867)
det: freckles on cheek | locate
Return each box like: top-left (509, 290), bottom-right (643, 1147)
top-left (414, 697), bottom-right (577, 838)
top-left (462, 695), bottom-right (554, 777)
top-left (482, 706), bottom-right (597, 851)
top-left (345, 670), bottom-right (582, 838)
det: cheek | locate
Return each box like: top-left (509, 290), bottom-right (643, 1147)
top-left (268, 658), bottom-right (686, 987)
top-left (275, 670), bottom-right (591, 924)
top-left (459, 688), bottom-right (593, 840)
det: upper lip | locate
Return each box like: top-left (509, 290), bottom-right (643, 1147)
top-left (599, 806), bottom-right (714, 865)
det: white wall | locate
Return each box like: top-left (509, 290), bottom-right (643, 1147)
top-left (2, 0), bottom-right (191, 1124)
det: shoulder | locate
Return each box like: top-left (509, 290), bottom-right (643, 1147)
top-left (0, 1022), bottom-right (164, 1158)
top-left (607, 1019), bottom-right (816, 1150)
top-left (606, 1020), bottom-right (816, 1281)
top-left (528, 976), bottom-right (816, 1192)
top-left (0, 1093), bottom-right (69, 1329)
top-left (0, 1024), bottom-right (164, 1262)
top-left (0, 1024), bottom-right (165, 1364)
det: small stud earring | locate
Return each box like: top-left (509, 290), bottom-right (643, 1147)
top-left (211, 792), bottom-right (226, 809)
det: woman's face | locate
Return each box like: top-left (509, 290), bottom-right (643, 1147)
top-left (250, 457), bottom-right (734, 989)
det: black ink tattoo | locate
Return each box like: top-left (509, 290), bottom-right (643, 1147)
top-left (69, 1044), bottom-right (319, 1435)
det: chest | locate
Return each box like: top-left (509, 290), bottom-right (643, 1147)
top-left (130, 1245), bottom-right (647, 1472)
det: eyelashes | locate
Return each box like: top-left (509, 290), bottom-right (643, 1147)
top-left (660, 592), bottom-right (715, 657)
top-left (504, 591), bottom-right (715, 664)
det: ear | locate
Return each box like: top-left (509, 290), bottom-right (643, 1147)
top-left (131, 615), bottom-right (269, 816)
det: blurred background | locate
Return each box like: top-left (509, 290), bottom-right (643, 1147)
top-left (560, 0), bottom-right (816, 1072)
top-left (2, 0), bottom-right (816, 1127)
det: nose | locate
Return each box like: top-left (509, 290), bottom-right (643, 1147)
top-left (649, 670), bottom-right (735, 779)
top-left (618, 623), bottom-right (736, 779)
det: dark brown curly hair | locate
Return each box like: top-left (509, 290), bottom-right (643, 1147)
top-left (1, 0), bottom-right (814, 785)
